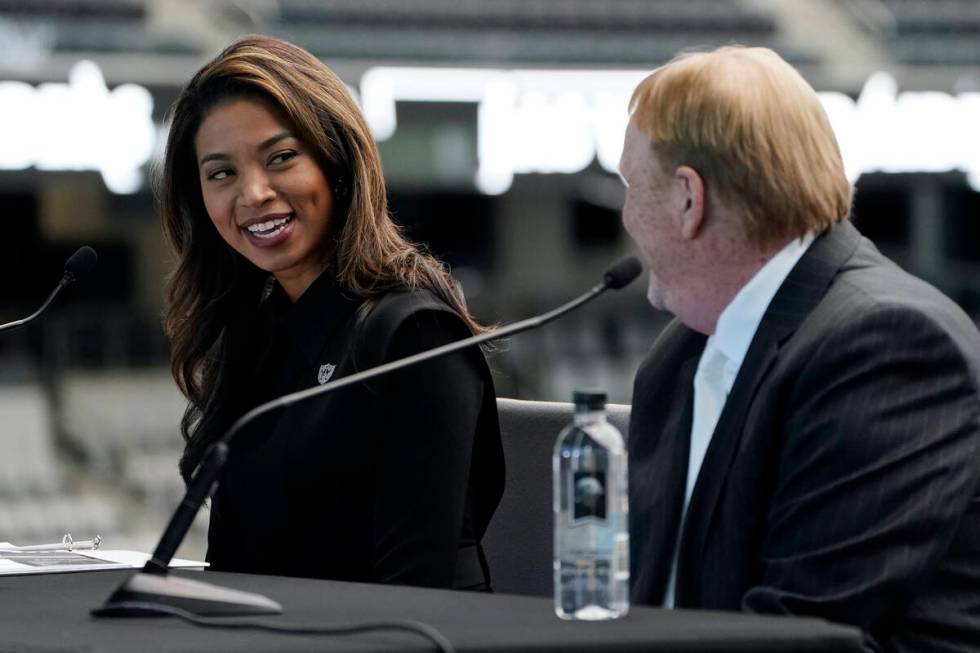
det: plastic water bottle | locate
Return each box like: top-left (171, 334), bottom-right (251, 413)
top-left (553, 389), bottom-right (629, 620)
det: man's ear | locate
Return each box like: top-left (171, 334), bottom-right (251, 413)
top-left (675, 166), bottom-right (705, 240)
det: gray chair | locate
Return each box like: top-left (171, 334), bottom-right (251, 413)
top-left (484, 397), bottom-right (630, 597)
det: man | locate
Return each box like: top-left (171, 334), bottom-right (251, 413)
top-left (621, 46), bottom-right (980, 652)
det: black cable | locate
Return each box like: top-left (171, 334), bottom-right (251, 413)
top-left (96, 601), bottom-right (456, 653)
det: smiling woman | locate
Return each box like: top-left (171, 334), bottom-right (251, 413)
top-left (195, 98), bottom-right (336, 300)
top-left (158, 35), bottom-right (504, 590)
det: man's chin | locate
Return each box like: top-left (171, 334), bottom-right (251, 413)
top-left (646, 277), bottom-right (668, 312)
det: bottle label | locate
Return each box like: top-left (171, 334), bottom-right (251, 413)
top-left (573, 471), bottom-right (607, 522)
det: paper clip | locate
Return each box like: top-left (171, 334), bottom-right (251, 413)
top-left (0, 533), bottom-right (102, 552)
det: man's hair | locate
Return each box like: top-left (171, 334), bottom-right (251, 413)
top-left (630, 46), bottom-right (852, 248)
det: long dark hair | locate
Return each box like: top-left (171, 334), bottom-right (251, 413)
top-left (160, 35), bottom-right (484, 481)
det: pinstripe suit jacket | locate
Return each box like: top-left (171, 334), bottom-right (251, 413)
top-left (629, 220), bottom-right (980, 652)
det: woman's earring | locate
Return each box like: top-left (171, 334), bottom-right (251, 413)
top-left (334, 176), bottom-right (346, 200)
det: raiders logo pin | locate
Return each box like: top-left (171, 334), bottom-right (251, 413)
top-left (317, 363), bottom-right (336, 385)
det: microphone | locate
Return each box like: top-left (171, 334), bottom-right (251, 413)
top-left (64, 245), bottom-right (99, 282)
top-left (93, 256), bottom-right (642, 618)
top-left (0, 246), bottom-right (98, 334)
top-left (603, 256), bottom-right (642, 290)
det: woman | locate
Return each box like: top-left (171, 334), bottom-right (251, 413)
top-left (159, 35), bottom-right (503, 590)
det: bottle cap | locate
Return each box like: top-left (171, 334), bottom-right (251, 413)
top-left (573, 389), bottom-right (607, 411)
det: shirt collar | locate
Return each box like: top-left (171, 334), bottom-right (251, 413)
top-left (267, 271), bottom-right (363, 366)
top-left (711, 232), bottom-right (815, 369)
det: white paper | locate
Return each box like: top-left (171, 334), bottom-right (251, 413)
top-left (0, 542), bottom-right (207, 576)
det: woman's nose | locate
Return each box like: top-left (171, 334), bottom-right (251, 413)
top-left (239, 170), bottom-right (276, 207)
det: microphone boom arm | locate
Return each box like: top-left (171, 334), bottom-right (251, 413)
top-left (142, 279), bottom-right (610, 576)
top-left (0, 279), bottom-right (69, 334)
top-left (225, 279), bottom-right (608, 447)
top-left (0, 246), bottom-right (98, 334)
top-left (96, 256), bottom-right (640, 617)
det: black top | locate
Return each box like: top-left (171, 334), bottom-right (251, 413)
top-left (205, 272), bottom-right (504, 590)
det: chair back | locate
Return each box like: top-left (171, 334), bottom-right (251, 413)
top-left (483, 397), bottom-right (630, 596)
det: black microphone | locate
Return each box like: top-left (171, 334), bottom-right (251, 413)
top-left (93, 256), bottom-right (642, 618)
top-left (603, 256), bottom-right (642, 290)
top-left (0, 246), bottom-right (98, 333)
top-left (64, 245), bottom-right (99, 282)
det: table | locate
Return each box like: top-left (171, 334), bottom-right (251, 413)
top-left (0, 569), bottom-right (865, 652)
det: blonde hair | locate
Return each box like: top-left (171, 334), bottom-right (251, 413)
top-left (630, 46), bottom-right (852, 247)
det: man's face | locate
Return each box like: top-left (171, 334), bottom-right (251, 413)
top-left (619, 122), bottom-right (683, 312)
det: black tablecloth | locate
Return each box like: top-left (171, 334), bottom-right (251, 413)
top-left (0, 569), bottom-right (865, 652)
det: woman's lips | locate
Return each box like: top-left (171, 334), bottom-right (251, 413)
top-left (242, 213), bottom-right (295, 247)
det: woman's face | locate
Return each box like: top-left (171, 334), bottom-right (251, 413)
top-left (194, 97), bottom-right (335, 301)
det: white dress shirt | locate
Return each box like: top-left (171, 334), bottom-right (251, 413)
top-left (663, 232), bottom-right (814, 608)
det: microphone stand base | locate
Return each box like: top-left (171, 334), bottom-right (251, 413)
top-left (92, 571), bottom-right (283, 617)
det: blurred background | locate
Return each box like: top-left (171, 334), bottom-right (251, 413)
top-left (0, 0), bottom-right (978, 562)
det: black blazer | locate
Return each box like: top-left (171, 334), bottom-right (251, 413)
top-left (206, 276), bottom-right (504, 590)
top-left (629, 220), bottom-right (980, 652)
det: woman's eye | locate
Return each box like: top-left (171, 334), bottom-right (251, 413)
top-left (206, 169), bottom-right (232, 181)
top-left (269, 150), bottom-right (297, 166)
